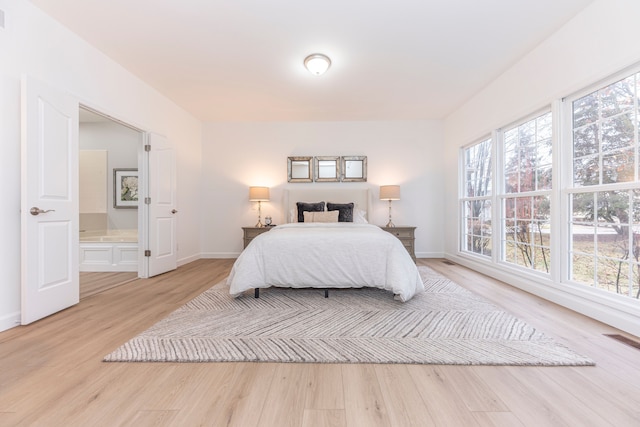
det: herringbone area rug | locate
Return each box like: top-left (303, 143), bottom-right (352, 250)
top-left (104, 266), bottom-right (594, 365)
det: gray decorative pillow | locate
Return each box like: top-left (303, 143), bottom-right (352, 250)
top-left (327, 202), bottom-right (354, 222)
top-left (297, 201), bottom-right (325, 222)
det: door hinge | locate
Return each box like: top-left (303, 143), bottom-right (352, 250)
top-left (144, 144), bottom-right (151, 152)
top-left (144, 250), bottom-right (151, 257)
top-left (145, 197), bottom-right (151, 205)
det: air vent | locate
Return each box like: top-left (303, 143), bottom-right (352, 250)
top-left (604, 334), bottom-right (640, 351)
top-left (442, 260), bottom-right (455, 265)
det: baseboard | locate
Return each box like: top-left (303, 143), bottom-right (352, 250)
top-left (0, 311), bottom-right (21, 332)
top-left (415, 251), bottom-right (444, 259)
top-left (201, 251), bottom-right (444, 260)
top-left (200, 252), bottom-right (240, 259)
top-left (177, 253), bottom-right (201, 267)
top-left (198, 252), bottom-right (445, 261)
top-left (446, 253), bottom-right (640, 338)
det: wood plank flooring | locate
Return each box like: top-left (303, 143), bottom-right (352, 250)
top-left (80, 271), bottom-right (138, 299)
top-left (1, 258), bottom-right (640, 426)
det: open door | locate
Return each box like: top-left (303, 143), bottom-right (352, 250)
top-left (21, 76), bottom-right (79, 324)
top-left (147, 133), bottom-right (177, 277)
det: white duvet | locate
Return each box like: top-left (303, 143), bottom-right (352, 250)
top-left (227, 223), bottom-right (423, 301)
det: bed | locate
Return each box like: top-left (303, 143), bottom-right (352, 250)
top-left (227, 189), bottom-right (423, 301)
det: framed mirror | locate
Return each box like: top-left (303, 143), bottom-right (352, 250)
top-left (341, 156), bottom-right (367, 182)
top-left (287, 156), bottom-right (313, 182)
top-left (314, 156), bottom-right (341, 182)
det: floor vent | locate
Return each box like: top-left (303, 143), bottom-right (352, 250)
top-left (604, 334), bottom-right (640, 350)
top-left (442, 260), bottom-right (455, 265)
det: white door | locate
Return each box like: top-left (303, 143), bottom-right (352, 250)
top-left (147, 133), bottom-right (177, 277)
top-left (21, 76), bottom-right (79, 324)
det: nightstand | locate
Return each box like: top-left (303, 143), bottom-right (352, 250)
top-left (242, 226), bottom-right (274, 249)
top-left (380, 226), bottom-right (416, 262)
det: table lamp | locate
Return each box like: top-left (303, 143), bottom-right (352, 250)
top-left (249, 186), bottom-right (270, 227)
top-left (380, 185), bottom-right (400, 227)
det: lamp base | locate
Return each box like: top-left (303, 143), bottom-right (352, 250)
top-left (385, 200), bottom-right (396, 228)
top-left (255, 200), bottom-right (264, 227)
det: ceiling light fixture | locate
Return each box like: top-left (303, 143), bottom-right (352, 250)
top-left (304, 53), bottom-right (331, 76)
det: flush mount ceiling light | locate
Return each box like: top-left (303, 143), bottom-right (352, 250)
top-left (304, 53), bottom-right (331, 76)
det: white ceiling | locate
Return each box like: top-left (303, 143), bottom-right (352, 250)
top-left (29, 0), bottom-right (594, 122)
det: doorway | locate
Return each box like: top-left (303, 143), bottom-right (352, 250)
top-left (21, 75), bottom-right (178, 324)
top-left (78, 107), bottom-right (143, 297)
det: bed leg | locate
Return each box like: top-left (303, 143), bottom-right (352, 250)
top-left (254, 288), bottom-right (259, 298)
top-left (324, 289), bottom-right (329, 298)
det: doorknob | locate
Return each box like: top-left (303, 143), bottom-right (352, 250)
top-left (171, 209), bottom-right (178, 214)
top-left (30, 207), bottom-right (55, 216)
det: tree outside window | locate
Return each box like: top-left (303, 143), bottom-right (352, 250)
top-left (462, 138), bottom-right (492, 257)
top-left (569, 72), bottom-right (640, 299)
top-left (501, 112), bottom-right (552, 273)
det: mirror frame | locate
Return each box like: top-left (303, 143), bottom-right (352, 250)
top-left (341, 156), bottom-right (367, 182)
top-left (313, 156), bottom-right (341, 182)
top-left (287, 156), bottom-right (313, 183)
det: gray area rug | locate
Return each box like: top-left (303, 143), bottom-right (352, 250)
top-left (104, 266), bottom-right (594, 365)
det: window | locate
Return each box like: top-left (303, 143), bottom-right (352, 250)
top-left (568, 71), bottom-right (640, 299)
top-left (501, 112), bottom-right (552, 273)
top-left (457, 65), bottom-right (640, 302)
top-left (461, 138), bottom-right (492, 257)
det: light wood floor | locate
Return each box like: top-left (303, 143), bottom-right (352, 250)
top-left (80, 271), bottom-right (138, 300)
top-left (1, 259), bottom-right (640, 426)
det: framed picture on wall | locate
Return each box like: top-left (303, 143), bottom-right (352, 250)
top-left (113, 168), bottom-right (138, 209)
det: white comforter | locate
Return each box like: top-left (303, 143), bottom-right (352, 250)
top-left (227, 223), bottom-right (423, 301)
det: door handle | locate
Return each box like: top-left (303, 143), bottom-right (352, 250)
top-left (171, 209), bottom-right (178, 214)
top-left (30, 207), bottom-right (55, 216)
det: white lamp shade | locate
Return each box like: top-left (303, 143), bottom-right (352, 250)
top-left (304, 54), bottom-right (331, 75)
top-left (380, 185), bottom-right (400, 200)
top-left (249, 186), bottom-right (270, 201)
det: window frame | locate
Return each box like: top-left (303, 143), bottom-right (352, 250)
top-left (457, 63), bottom-right (640, 305)
top-left (459, 136), bottom-right (493, 259)
top-left (562, 66), bottom-right (640, 300)
top-left (497, 109), bottom-right (553, 276)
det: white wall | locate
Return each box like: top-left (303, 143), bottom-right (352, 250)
top-left (80, 121), bottom-right (140, 230)
top-left (79, 150), bottom-right (108, 214)
top-left (443, 0), bottom-right (640, 336)
top-left (0, 0), bottom-right (203, 331)
top-left (7, 0), bottom-right (636, 335)
top-left (201, 120), bottom-right (445, 258)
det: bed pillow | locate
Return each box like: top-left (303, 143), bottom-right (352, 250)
top-left (327, 202), bottom-right (354, 222)
top-left (353, 209), bottom-right (368, 224)
top-left (303, 210), bottom-right (339, 223)
top-left (297, 201), bottom-right (325, 222)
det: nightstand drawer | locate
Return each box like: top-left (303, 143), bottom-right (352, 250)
top-left (379, 226), bottom-right (416, 262)
top-left (244, 228), bottom-right (270, 239)
top-left (401, 241), bottom-right (414, 250)
top-left (386, 229), bottom-right (413, 239)
top-left (242, 226), bottom-right (274, 249)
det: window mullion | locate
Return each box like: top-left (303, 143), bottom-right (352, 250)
top-left (552, 99), bottom-right (564, 284)
top-left (626, 191), bottom-right (637, 297)
top-left (492, 129), bottom-right (501, 265)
